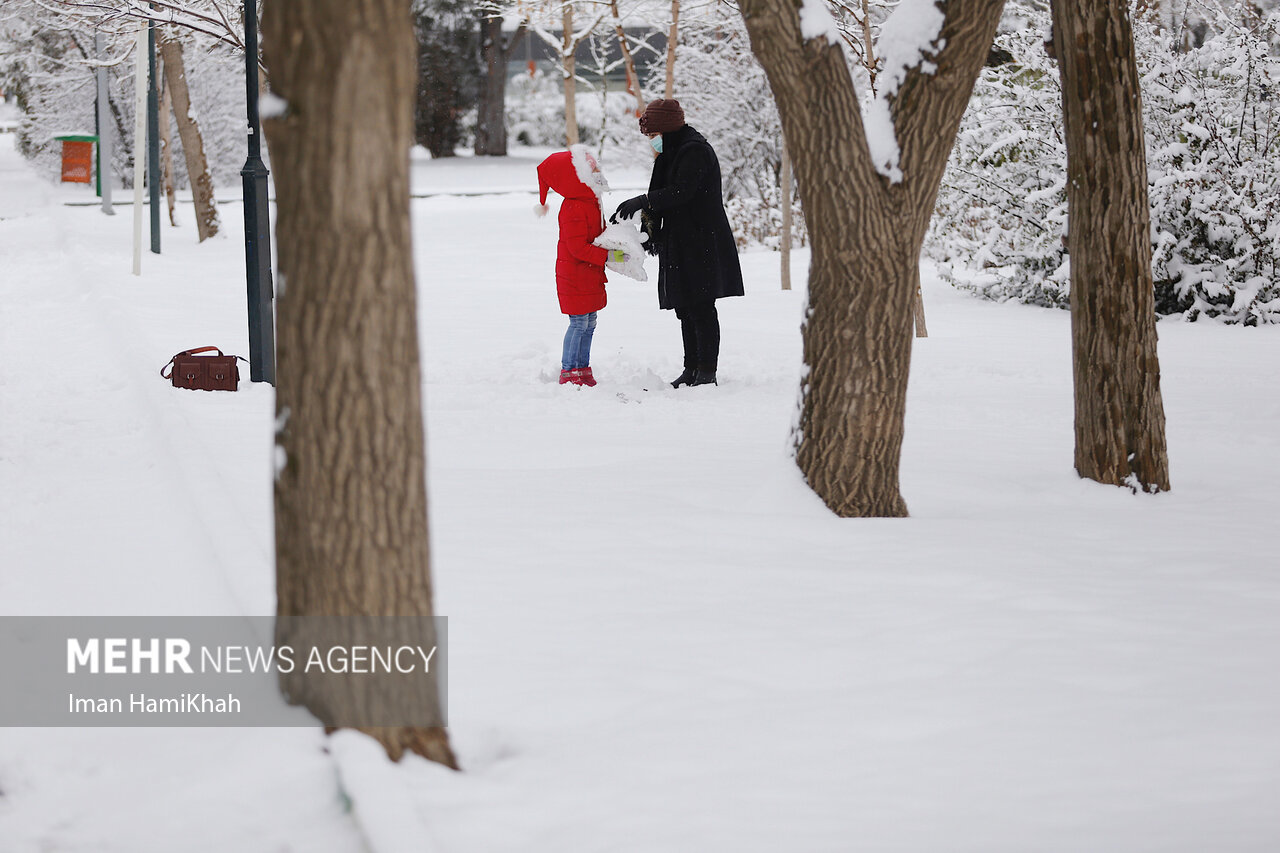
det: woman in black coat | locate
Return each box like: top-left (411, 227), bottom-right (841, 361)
top-left (613, 99), bottom-right (744, 387)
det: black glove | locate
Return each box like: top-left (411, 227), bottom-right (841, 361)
top-left (612, 194), bottom-right (647, 223)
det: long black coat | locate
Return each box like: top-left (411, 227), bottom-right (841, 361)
top-left (645, 125), bottom-right (745, 311)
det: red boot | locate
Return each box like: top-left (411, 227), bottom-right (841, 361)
top-left (560, 368), bottom-right (588, 386)
top-left (579, 367), bottom-right (598, 387)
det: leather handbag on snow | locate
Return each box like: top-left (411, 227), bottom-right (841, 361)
top-left (160, 347), bottom-right (245, 392)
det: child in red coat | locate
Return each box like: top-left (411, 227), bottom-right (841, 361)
top-left (537, 145), bottom-right (628, 387)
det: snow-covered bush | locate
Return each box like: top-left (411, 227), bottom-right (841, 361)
top-left (669, 2), bottom-right (806, 249)
top-left (505, 67), bottom-right (639, 153)
top-left (1143, 15), bottom-right (1280, 322)
top-left (927, 18), bottom-right (1070, 308)
top-left (724, 179), bottom-right (805, 250)
top-left (930, 4), bottom-right (1280, 324)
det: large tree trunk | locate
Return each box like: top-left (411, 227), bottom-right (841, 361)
top-left (1051, 0), bottom-right (1171, 492)
top-left (740, 0), bottom-right (1003, 517)
top-left (475, 16), bottom-right (524, 156)
top-left (262, 0), bottom-right (457, 768)
top-left (158, 32), bottom-right (219, 241)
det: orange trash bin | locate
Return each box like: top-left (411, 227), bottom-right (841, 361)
top-left (55, 134), bottom-right (97, 184)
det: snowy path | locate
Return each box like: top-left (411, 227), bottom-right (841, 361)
top-left (0, 135), bottom-right (366, 853)
top-left (1, 135), bottom-right (1278, 851)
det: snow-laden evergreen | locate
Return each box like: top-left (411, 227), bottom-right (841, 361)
top-left (930, 4), bottom-right (1280, 325)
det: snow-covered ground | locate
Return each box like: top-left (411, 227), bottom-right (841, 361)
top-left (1, 135), bottom-right (1278, 852)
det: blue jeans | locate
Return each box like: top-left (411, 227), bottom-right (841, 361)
top-left (561, 312), bottom-right (597, 370)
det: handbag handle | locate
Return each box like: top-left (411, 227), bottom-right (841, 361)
top-left (159, 346), bottom-right (226, 379)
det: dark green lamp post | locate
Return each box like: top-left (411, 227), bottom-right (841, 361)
top-left (241, 0), bottom-right (275, 385)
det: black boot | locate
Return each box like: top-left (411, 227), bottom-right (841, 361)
top-left (691, 366), bottom-right (718, 386)
top-left (670, 367), bottom-right (696, 388)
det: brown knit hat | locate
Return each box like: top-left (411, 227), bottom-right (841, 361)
top-left (639, 99), bottom-right (685, 135)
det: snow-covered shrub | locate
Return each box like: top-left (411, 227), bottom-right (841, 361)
top-left (927, 12), bottom-right (1070, 308)
top-left (724, 179), bottom-right (805, 250)
top-left (669, 2), bottom-right (806, 249)
top-left (1143, 15), bottom-right (1280, 323)
top-left (930, 4), bottom-right (1280, 324)
top-left (505, 67), bottom-right (638, 152)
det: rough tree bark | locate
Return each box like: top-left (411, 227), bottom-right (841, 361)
top-left (158, 32), bottom-right (219, 241)
top-left (475, 15), bottom-right (525, 156)
top-left (1051, 0), bottom-right (1171, 492)
top-left (262, 0), bottom-right (457, 768)
top-left (739, 0), bottom-right (1003, 517)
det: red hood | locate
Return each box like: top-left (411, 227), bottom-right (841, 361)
top-left (537, 145), bottom-right (609, 205)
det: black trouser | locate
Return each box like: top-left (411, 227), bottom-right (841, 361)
top-left (675, 301), bottom-right (719, 370)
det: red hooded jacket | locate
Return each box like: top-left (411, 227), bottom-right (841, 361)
top-left (537, 146), bottom-right (609, 316)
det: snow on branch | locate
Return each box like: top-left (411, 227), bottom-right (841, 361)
top-left (33, 0), bottom-right (245, 52)
top-left (861, 0), bottom-right (945, 183)
top-left (798, 0), bottom-right (842, 45)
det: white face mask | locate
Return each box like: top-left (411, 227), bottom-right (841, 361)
top-left (650, 135), bottom-right (663, 154)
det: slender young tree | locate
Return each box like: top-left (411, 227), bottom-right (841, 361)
top-left (738, 0), bottom-right (1004, 517)
top-left (607, 0), bottom-right (646, 115)
top-left (159, 65), bottom-right (179, 226)
top-left (562, 1), bottom-right (580, 143)
top-left (158, 31), bottom-right (219, 240)
top-left (261, 0), bottom-right (456, 768)
top-left (528, 0), bottom-right (605, 145)
top-left (1050, 0), bottom-right (1171, 492)
top-left (664, 0), bottom-right (678, 98)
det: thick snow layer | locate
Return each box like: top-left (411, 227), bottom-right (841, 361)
top-left (863, 96), bottom-right (903, 183)
top-left (1, 138), bottom-right (1278, 852)
top-left (878, 0), bottom-right (947, 96)
top-left (0, 135), bottom-right (366, 853)
top-left (799, 0), bottom-right (842, 46)
top-left (864, 0), bottom-right (948, 183)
